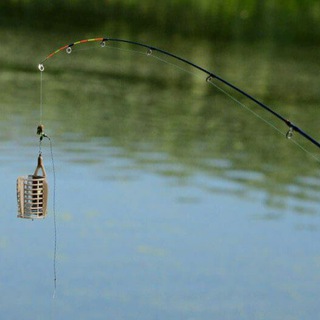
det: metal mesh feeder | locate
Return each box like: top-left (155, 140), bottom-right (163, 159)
top-left (17, 155), bottom-right (48, 219)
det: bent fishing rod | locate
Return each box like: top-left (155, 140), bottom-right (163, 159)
top-left (38, 37), bottom-right (320, 150)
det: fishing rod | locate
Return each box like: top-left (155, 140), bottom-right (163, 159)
top-left (39, 37), bottom-right (320, 150)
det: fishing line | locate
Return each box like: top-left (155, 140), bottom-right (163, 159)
top-left (152, 53), bottom-right (320, 162)
top-left (206, 78), bottom-right (286, 136)
top-left (38, 127), bottom-right (58, 298)
top-left (39, 37), bottom-right (320, 160)
top-left (206, 79), bottom-right (320, 163)
top-left (56, 40), bottom-right (320, 163)
top-left (38, 66), bottom-right (58, 298)
top-left (146, 50), bottom-right (320, 162)
top-left (98, 43), bottom-right (320, 163)
top-left (40, 69), bottom-right (43, 123)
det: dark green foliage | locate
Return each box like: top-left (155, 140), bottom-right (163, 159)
top-left (1, 0), bottom-right (320, 43)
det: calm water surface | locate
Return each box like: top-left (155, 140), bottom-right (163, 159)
top-left (0, 28), bottom-right (320, 319)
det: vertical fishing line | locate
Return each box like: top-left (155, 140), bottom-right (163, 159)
top-left (48, 136), bottom-right (57, 299)
top-left (39, 135), bottom-right (57, 298)
top-left (38, 66), bottom-right (58, 298)
top-left (40, 69), bottom-right (43, 124)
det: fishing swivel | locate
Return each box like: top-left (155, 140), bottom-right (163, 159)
top-left (37, 124), bottom-right (49, 142)
top-left (37, 124), bottom-right (51, 158)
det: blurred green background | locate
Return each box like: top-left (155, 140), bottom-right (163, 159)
top-left (1, 0), bottom-right (320, 43)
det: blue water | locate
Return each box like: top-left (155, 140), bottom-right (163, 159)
top-left (1, 135), bottom-right (319, 320)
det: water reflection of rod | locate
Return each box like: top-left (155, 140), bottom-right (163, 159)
top-left (39, 37), bottom-right (320, 150)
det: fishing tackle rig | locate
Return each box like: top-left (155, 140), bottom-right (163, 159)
top-left (16, 125), bottom-right (50, 219)
top-left (37, 37), bottom-right (320, 155)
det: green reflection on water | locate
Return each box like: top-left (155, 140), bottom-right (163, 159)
top-left (1, 28), bottom-right (320, 214)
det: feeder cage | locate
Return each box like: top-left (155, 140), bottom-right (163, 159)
top-left (17, 155), bottom-right (48, 219)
